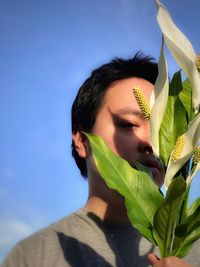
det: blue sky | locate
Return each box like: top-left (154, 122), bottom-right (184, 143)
top-left (0, 0), bottom-right (200, 262)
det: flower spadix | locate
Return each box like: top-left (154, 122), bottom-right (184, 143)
top-left (186, 146), bottom-right (200, 185)
top-left (193, 146), bottom-right (200, 165)
top-left (133, 86), bottom-right (150, 120)
top-left (196, 54), bottom-right (200, 72)
top-left (171, 134), bottom-right (186, 161)
top-left (164, 114), bottom-right (200, 188)
top-left (155, 0), bottom-right (200, 110)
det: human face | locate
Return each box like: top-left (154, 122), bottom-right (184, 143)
top-left (91, 77), bottom-right (164, 187)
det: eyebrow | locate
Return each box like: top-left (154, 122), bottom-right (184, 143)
top-left (115, 108), bottom-right (145, 119)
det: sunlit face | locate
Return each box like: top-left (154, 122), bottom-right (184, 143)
top-left (90, 77), bottom-right (164, 187)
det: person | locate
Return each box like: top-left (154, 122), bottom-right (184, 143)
top-left (2, 53), bottom-right (199, 267)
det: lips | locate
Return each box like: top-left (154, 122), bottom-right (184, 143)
top-left (140, 157), bottom-right (165, 186)
top-left (142, 158), bottom-right (162, 172)
top-left (129, 156), bottom-right (165, 187)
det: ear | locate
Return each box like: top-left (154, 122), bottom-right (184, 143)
top-left (72, 131), bottom-right (88, 158)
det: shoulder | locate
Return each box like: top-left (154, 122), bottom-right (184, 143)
top-left (1, 209), bottom-right (86, 267)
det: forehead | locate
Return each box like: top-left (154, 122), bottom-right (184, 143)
top-left (102, 77), bottom-right (154, 110)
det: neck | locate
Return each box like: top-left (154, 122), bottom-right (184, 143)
top-left (84, 193), bottom-right (130, 224)
top-left (85, 170), bottom-right (130, 224)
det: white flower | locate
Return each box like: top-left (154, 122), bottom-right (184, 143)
top-left (155, 0), bottom-right (200, 110)
top-left (164, 114), bottom-right (200, 188)
top-left (187, 146), bottom-right (200, 184)
top-left (150, 38), bottom-right (169, 157)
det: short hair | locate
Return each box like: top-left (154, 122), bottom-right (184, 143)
top-left (71, 52), bottom-right (158, 177)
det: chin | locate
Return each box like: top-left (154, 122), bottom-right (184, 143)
top-left (152, 172), bottom-right (164, 188)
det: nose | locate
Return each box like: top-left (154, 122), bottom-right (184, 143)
top-left (138, 141), bottom-right (153, 155)
top-left (138, 123), bottom-right (153, 155)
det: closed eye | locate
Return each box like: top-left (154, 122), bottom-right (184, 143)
top-left (117, 122), bottom-right (138, 129)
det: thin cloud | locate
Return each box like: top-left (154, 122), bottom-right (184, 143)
top-left (0, 220), bottom-right (34, 263)
top-left (0, 220), bottom-right (33, 248)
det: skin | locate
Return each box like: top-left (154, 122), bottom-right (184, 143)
top-left (147, 254), bottom-right (192, 267)
top-left (72, 77), bottom-right (192, 267)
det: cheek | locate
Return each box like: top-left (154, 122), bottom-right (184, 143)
top-left (92, 124), bottom-right (129, 156)
top-left (110, 133), bottom-right (139, 160)
top-left (92, 116), bottom-right (143, 160)
top-left (92, 124), bottom-right (115, 149)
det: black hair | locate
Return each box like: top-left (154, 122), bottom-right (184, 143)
top-left (71, 52), bottom-right (158, 177)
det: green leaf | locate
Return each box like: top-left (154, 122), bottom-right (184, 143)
top-left (179, 183), bottom-right (191, 224)
top-left (173, 237), bottom-right (197, 258)
top-left (86, 133), bottom-right (164, 243)
top-left (153, 176), bottom-right (186, 257)
top-left (179, 78), bottom-right (192, 121)
top-left (159, 71), bottom-right (188, 166)
top-left (169, 70), bottom-right (183, 95)
top-left (188, 197), bottom-right (200, 217)
top-left (179, 184), bottom-right (200, 225)
top-left (173, 205), bottom-right (200, 258)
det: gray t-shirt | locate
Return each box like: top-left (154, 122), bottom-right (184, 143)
top-left (1, 208), bottom-right (200, 267)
